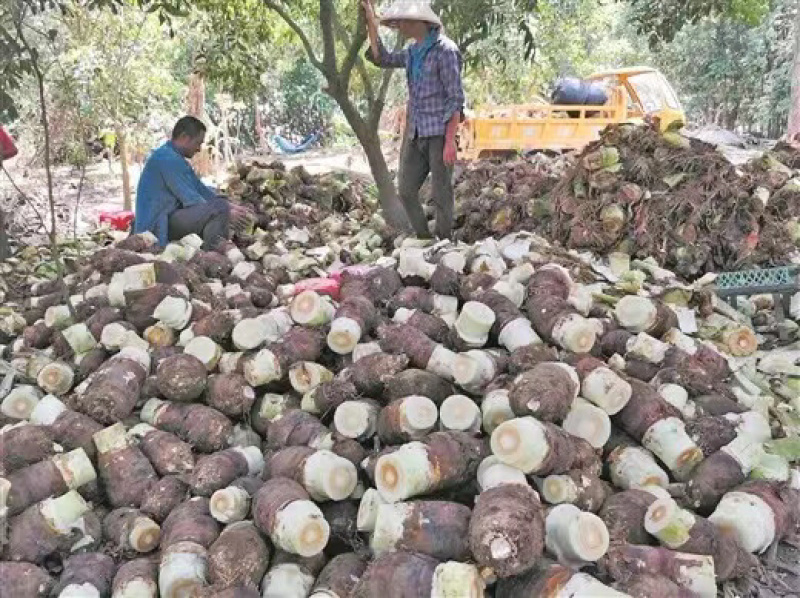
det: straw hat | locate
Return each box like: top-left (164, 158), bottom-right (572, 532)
top-left (380, 1), bottom-right (442, 28)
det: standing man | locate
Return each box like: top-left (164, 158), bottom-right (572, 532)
top-left (363, 0), bottom-right (465, 240)
top-left (134, 116), bottom-right (250, 250)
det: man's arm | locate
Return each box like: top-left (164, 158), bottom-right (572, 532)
top-left (439, 46), bottom-right (466, 166)
top-left (362, 0), bottom-right (406, 68)
top-left (161, 156), bottom-right (208, 208)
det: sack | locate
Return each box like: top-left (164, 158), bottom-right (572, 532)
top-left (0, 126), bottom-right (18, 161)
top-left (551, 78), bottom-right (609, 107)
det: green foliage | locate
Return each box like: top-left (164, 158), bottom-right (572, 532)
top-left (268, 58), bottom-right (336, 139)
top-left (654, 0), bottom-right (795, 135)
top-left (463, 0), bottom-right (652, 107)
top-left (60, 3), bottom-right (182, 126)
top-left (433, 0), bottom-right (540, 60)
top-left (628, 0), bottom-right (770, 46)
top-left (1, 0), bottom-right (186, 120)
top-left (186, 0), bottom-right (276, 100)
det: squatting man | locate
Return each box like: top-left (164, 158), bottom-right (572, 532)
top-left (134, 116), bottom-right (251, 250)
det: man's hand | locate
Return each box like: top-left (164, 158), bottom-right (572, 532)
top-left (443, 138), bottom-right (457, 167)
top-left (362, 0), bottom-right (378, 28)
top-left (229, 202), bottom-right (254, 234)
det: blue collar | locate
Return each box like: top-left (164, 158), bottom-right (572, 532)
top-left (409, 29), bottom-right (439, 82)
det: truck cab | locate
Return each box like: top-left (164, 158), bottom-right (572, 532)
top-left (457, 67), bottom-right (685, 160)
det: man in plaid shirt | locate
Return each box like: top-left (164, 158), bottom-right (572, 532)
top-left (363, 0), bottom-right (465, 240)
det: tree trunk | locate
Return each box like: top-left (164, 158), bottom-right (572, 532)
top-left (789, 3), bottom-right (800, 140)
top-left (254, 93), bottom-right (266, 151)
top-left (117, 126), bottom-right (132, 211)
top-left (353, 120), bottom-right (409, 232)
top-left (364, 130), bottom-right (409, 231)
top-left (187, 71), bottom-right (213, 176)
top-left (0, 208), bottom-right (10, 260)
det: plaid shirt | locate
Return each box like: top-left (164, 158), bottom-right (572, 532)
top-left (367, 33), bottom-right (465, 138)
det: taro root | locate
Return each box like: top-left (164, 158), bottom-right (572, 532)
top-left (614, 296), bottom-right (678, 338)
top-left (4, 447), bottom-right (96, 516)
top-left (528, 296), bottom-right (597, 355)
top-left (259, 550), bottom-right (328, 597)
top-left (94, 423), bottom-right (158, 509)
top-left (103, 507), bottom-right (162, 554)
top-left (190, 447), bottom-right (264, 496)
top-left (345, 352), bottom-right (409, 397)
top-left (507, 363), bottom-right (579, 422)
top-left (604, 544), bottom-right (717, 598)
top-left (0, 562), bottom-right (55, 597)
top-left (541, 469), bottom-right (613, 513)
top-left (301, 378), bottom-right (358, 417)
top-left (370, 500), bottom-right (472, 561)
top-left (156, 353), bottom-right (208, 402)
top-left (265, 446), bottom-right (357, 502)
top-left (112, 558), bottom-right (159, 598)
top-left (205, 373), bottom-right (257, 419)
top-left (377, 323), bottom-right (457, 381)
top-left (469, 483), bottom-right (545, 578)
top-left (208, 521), bottom-right (270, 589)
top-left (645, 496), bottom-right (755, 580)
top-left (160, 497), bottom-right (220, 549)
top-left (128, 423), bottom-right (195, 476)
top-left (685, 435), bottom-right (765, 514)
top-left (491, 416), bottom-right (598, 476)
top-left (252, 477), bottom-right (330, 557)
top-left (327, 295), bottom-right (378, 354)
top-left (374, 431), bottom-right (488, 502)
top-left (544, 503), bottom-right (610, 566)
top-left (266, 409), bottom-right (333, 450)
top-left (158, 540), bottom-right (209, 598)
top-left (140, 476), bottom-right (189, 523)
top-left (495, 560), bottom-right (626, 598)
top-left (141, 398), bottom-right (233, 453)
top-left (51, 552), bottom-right (117, 597)
top-left (351, 551), bottom-right (484, 598)
top-left (209, 477), bottom-right (264, 524)
top-left (5, 490), bottom-right (91, 564)
top-left (74, 348), bottom-right (149, 424)
top-left (708, 480), bottom-right (800, 554)
top-left (311, 553), bottom-right (368, 598)
top-left (0, 424), bottom-right (57, 475)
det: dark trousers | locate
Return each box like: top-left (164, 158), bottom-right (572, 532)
top-left (168, 197), bottom-right (230, 251)
top-left (398, 134), bottom-right (454, 240)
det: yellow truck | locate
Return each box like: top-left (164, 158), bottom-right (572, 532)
top-left (457, 67), bottom-right (685, 160)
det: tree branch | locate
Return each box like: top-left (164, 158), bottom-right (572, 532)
top-left (319, 0), bottom-right (338, 77)
top-left (370, 35), bottom-right (402, 127)
top-left (0, 164), bottom-right (48, 237)
top-left (342, 8), bottom-right (367, 84)
top-left (331, 9), bottom-right (374, 103)
top-left (357, 59), bottom-right (376, 106)
top-left (262, 0), bottom-right (323, 71)
top-left (11, 1), bottom-right (75, 317)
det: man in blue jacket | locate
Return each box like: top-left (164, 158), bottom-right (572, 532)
top-left (134, 116), bottom-right (248, 250)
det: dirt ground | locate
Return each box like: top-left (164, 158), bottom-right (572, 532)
top-left (0, 140), bottom-right (402, 248)
top-left (0, 126), bottom-right (770, 248)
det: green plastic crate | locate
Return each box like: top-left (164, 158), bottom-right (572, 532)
top-left (716, 266), bottom-right (799, 293)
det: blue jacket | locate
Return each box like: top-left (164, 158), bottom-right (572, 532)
top-left (134, 141), bottom-right (216, 246)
